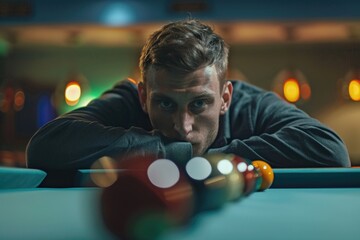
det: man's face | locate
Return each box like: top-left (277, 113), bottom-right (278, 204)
top-left (138, 65), bottom-right (232, 156)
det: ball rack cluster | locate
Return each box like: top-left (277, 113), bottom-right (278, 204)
top-left (101, 153), bottom-right (274, 240)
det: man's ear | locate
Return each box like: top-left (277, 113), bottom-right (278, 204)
top-left (137, 82), bottom-right (148, 113)
top-left (220, 81), bottom-right (233, 115)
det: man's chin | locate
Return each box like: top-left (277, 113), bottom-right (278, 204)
top-left (191, 144), bottom-right (206, 157)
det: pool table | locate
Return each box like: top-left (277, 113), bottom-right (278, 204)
top-left (0, 168), bottom-right (360, 240)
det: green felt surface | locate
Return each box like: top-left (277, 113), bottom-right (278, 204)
top-left (161, 188), bottom-right (360, 240)
top-left (1, 168), bottom-right (359, 239)
top-left (0, 188), bottom-right (359, 240)
top-left (0, 188), bottom-right (115, 240)
top-left (0, 167), bottom-right (46, 188)
top-left (272, 168), bottom-right (360, 188)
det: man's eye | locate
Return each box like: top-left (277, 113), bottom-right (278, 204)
top-left (159, 100), bottom-right (174, 110)
top-left (191, 100), bottom-right (206, 109)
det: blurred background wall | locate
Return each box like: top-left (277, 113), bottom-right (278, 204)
top-left (0, 0), bottom-right (359, 166)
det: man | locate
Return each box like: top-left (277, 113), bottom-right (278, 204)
top-left (26, 19), bottom-right (350, 172)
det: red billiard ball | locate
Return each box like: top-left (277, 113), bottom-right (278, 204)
top-left (230, 155), bottom-right (258, 196)
top-left (101, 156), bottom-right (194, 240)
top-left (252, 160), bottom-right (274, 191)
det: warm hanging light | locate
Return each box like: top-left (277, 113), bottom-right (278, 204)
top-left (65, 81), bottom-right (81, 106)
top-left (348, 79), bottom-right (360, 101)
top-left (13, 89), bottom-right (25, 111)
top-left (342, 70), bottom-right (360, 102)
top-left (54, 72), bottom-right (90, 113)
top-left (273, 69), bottom-right (311, 104)
top-left (283, 78), bottom-right (300, 103)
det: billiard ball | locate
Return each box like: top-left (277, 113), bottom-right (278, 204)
top-left (101, 155), bottom-right (194, 240)
top-left (185, 153), bottom-right (245, 212)
top-left (230, 155), bottom-right (258, 196)
top-left (252, 160), bottom-right (274, 191)
top-left (206, 153), bottom-right (246, 202)
top-left (253, 165), bottom-right (263, 191)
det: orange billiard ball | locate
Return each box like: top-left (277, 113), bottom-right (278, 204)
top-left (252, 160), bottom-right (274, 191)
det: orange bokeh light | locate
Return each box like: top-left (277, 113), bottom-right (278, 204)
top-left (65, 81), bottom-right (81, 106)
top-left (348, 79), bottom-right (360, 101)
top-left (14, 90), bottom-right (25, 111)
top-left (300, 83), bottom-right (311, 100)
top-left (283, 78), bottom-right (300, 103)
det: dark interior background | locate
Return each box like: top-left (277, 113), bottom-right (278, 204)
top-left (1, 0), bottom-right (359, 166)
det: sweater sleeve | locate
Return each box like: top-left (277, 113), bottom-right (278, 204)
top-left (26, 80), bottom-right (192, 170)
top-left (209, 86), bottom-right (351, 168)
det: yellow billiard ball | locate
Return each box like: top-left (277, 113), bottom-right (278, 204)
top-left (252, 160), bottom-right (274, 191)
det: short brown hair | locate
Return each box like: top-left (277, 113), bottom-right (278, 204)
top-left (139, 19), bottom-right (229, 85)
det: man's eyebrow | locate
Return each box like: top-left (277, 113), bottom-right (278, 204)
top-left (192, 92), bottom-right (214, 99)
top-left (150, 93), bottom-right (171, 99)
top-left (150, 91), bottom-right (215, 100)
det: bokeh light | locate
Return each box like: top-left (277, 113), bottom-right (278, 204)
top-left (90, 156), bottom-right (118, 188)
top-left (273, 69), bottom-right (310, 104)
top-left (147, 159), bottom-right (180, 188)
top-left (14, 90), bottom-right (25, 111)
top-left (301, 83), bottom-right (312, 100)
top-left (37, 94), bottom-right (57, 128)
top-left (65, 81), bottom-right (81, 106)
top-left (185, 157), bottom-right (212, 180)
top-left (237, 162), bottom-right (248, 172)
top-left (102, 2), bottom-right (135, 26)
top-left (283, 78), bottom-right (300, 103)
top-left (217, 159), bottom-right (233, 175)
top-left (348, 79), bottom-right (360, 101)
top-left (248, 164), bottom-right (255, 171)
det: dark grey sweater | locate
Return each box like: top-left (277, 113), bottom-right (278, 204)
top-left (26, 80), bottom-right (350, 170)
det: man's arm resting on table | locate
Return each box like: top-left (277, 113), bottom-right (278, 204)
top-left (208, 91), bottom-right (351, 168)
top-left (26, 118), bottom-right (192, 170)
top-left (208, 127), bottom-right (351, 168)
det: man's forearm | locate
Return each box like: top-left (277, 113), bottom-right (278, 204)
top-left (207, 125), bottom-right (351, 168)
top-left (26, 118), bottom-right (192, 170)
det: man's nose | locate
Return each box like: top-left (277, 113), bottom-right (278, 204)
top-left (173, 110), bottom-right (193, 138)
